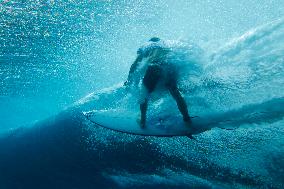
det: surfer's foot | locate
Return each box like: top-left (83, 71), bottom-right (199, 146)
top-left (183, 115), bottom-right (192, 127)
top-left (183, 115), bottom-right (191, 122)
top-left (140, 117), bottom-right (146, 128)
top-left (136, 117), bottom-right (146, 128)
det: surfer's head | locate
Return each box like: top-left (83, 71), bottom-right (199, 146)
top-left (149, 37), bottom-right (160, 42)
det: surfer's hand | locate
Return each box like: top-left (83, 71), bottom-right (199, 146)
top-left (123, 80), bottom-right (129, 87)
top-left (124, 80), bottom-right (133, 88)
top-left (124, 81), bottom-right (133, 91)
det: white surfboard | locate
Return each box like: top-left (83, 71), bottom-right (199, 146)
top-left (84, 97), bottom-right (284, 136)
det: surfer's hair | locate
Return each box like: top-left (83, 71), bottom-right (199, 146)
top-left (149, 37), bottom-right (160, 42)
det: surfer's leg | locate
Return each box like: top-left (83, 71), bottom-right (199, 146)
top-left (140, 99), bottom-right (148, 127)
top-left (168, 85), bottom-right (191, 122)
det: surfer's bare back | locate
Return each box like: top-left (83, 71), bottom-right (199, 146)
top-left (124, 37), bottom-right (191, 127)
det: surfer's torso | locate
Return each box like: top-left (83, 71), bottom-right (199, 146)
top-left (135, 40), bottom-right (179, 87)
top-left (137, 40), bottom-right (170, 66)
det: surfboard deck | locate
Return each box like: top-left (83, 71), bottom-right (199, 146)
top-left (84, 97), bottom-right (284, 137)
top-left (85, 110), bottom-right (205, 136)
top-left (83, 110), bottom-right (245, 137)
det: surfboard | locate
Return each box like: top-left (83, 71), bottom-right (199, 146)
top-left (84, 97), bottom-right (284, 137)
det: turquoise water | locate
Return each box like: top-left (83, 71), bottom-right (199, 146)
top-left (0, 1), bottom-right (284, 188)
top-left (1, 0), bottom-right (284, 131)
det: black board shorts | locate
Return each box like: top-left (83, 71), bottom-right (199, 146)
top-left (143, 64), bottom-right (177, 93)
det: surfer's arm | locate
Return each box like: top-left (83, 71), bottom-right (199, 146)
top-left (125, 54), bottom-right (143, 87)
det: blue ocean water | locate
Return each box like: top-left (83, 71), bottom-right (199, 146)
top-left (0, 0), bottom-right (284, 188)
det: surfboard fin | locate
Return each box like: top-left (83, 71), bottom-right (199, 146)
top-left (186, 134), bottom-right (197, 140)
top-left (219, 127), bottom-right (235, 131)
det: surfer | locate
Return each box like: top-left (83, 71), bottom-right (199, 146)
top-left (124, 37), bottom-right (191, 127)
